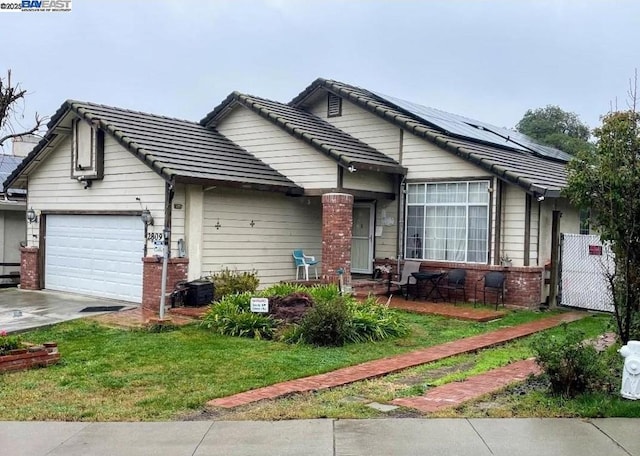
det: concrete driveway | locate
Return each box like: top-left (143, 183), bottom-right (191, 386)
top-left (0, 288), bottom-right (135, 333)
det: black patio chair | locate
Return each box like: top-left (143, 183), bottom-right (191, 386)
top-left (440, 269), bottom-right (467, 304)
top-left (476, 271), bottom-right (506, 309)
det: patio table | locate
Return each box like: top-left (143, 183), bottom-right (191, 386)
top-left (411, 271), bottom-right (445, 301)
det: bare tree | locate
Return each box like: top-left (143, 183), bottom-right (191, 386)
top-left (0, 69), bottom-right (46, 149)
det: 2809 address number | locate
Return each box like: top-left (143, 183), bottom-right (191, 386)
top-left (147, 232), bottom-right (163, 241)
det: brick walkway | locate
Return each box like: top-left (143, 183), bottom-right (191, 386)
top-left (389, 298), bottom-right (507, 322)
top-left (391, 358), bottom-right (542, 412)
top-left (207, 312), bottom-right (585, 409)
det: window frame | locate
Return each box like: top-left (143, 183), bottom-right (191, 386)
top-left (404, 180), bottom-right (491, 263)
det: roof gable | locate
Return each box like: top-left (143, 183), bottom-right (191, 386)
top-left (5, 100), bottom-right (302, 194)
top-left (291, 78), bottom-right (570, 197)
top-left (201, 92), bottom-right (406, 175)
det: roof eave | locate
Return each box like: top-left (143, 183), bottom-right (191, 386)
top-left (172, 175), bottom-right (303, 195)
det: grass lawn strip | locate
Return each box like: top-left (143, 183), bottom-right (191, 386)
top-left (195, 315), bottom-right (615, 421)
top-left (206, 312), bottom-right (585, 408)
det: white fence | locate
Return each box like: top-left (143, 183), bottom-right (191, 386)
top-left (559, 233), bottom-right (615, 312)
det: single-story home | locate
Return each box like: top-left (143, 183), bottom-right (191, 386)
top-left (4, 78), bottom-right (582, 310)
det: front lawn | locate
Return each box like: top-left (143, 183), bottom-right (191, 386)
top-left (0, 309), bottom-right (554, 421)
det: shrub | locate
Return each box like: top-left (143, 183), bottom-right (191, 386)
top-left (201, 292), bottom-right (274, 340)
top-left (0, 330), bottom-right (22, 355)
top-left (531, 326), bottom-right (608, 397)
top-left (346, 296), bottom-right (409, 343)
top-left (208, 268), bottom-right (259, 299)
top-left (296, 296), bottom-right (351, 346)
top-left (260, 282), bottom-right (307, 298)
top-left (307, 283), bottom-right (341, 303)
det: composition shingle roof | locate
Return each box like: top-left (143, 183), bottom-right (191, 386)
top-left (4, 100), bottom-right (302, 194)
top-left (291, 78), bottom-right (570, 197)
top-left (201, 92), bottom-right (406, 175)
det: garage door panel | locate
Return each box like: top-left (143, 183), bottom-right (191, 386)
top-left (45, 215), bottom-right (143, 303)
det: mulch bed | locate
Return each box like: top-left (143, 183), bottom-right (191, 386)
top-left (267, 292), bottom-right (313, 324)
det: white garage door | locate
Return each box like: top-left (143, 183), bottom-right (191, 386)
top-left (45, 214), bottom-right (144, 303)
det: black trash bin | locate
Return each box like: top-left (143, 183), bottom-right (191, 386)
top-left (185, 280), bottom-right (214, 306)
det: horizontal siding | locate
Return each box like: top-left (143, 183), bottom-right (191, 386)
top-left (171, 183), bottom-right (186, 256)
top-left (216, 107), bottom-right (337, 189)
top-left (501, 184), bottom-right (526, 266)
top-left (403, 132), bottom-right (488, 180)
top-left (343, 170), bottom-right (394, 193)
top-left (529, 199), bottom-right (539, 266)
top-left (202, 188), bottom-right (322, 287)
top-left (27, 135), bottom-right (166, 254)
top-left (375, 199), bottom-right (399, 260)
top-left (309, 97), bottom-right (401, 162)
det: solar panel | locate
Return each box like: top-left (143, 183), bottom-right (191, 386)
top-left (371, 91), bottom-right (572, 162)
top-left (0, 155), bottom-right (23, 185)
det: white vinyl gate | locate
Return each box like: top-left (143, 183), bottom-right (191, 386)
top-left (559, 233), bottom-right (614, 312)
top-left (45, 214), bottom-right (144, 303)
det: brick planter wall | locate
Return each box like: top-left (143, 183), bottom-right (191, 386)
top-left (142, 257), bottom-right (189, 313)
top-left (375, 258), bottom-right (544, 308)
top-left (321, 193), bottom-right (354, 284)
top-left (0, 343), bottom-right (60, 373)
top-left (20, 246), bottom-right (41, 290)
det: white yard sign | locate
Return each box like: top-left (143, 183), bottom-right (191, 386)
top-left (250, 298), bottom-right (269, 313)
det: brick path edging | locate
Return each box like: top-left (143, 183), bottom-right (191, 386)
top-left (392, 358), bottom-right (542, 412)
top-left (207, 312), bottom-right (586, 409)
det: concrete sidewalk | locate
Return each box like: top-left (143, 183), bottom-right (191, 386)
top-left (1, 419), bottom-right (637, 456)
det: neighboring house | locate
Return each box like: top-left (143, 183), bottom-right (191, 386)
top-left (0, 137), bottom-right (32, 284)
top-left (4, 78), bottom-right (581, 310)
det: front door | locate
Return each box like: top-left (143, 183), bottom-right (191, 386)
top-left (351, 203), bottom-right (374, 274)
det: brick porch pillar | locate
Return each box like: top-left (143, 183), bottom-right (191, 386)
top-left (142, 257), bottom-right (189, 313)
top-left (321, 193), bottom-right (353, 284)
top-left (20, 246), bottom-right (41, 290)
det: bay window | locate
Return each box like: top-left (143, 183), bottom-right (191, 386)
top-left (405, 181), bottom-right (490, 263)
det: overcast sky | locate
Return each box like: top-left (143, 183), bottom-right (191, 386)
top-left (1, 0), bottom-right (638, 151)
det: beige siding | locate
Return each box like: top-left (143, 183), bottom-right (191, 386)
top-left (500, 184), bottom-right (526, 266)
top-left (375, 199), bottom-right (399, 260)
top-left (26, 134), bottom-right (166, 255)
top-left (308, 97), bottom-right (402, 161)
top-left (529, 198), bottom-right (540, 266)
top-left (538, 198), bottom-right (581, 267)
top-left (171, 183), bottom-right (186, 257)
top-left (216, 106), bottom-right (337, 189)
top-left (343, 170), bottom-right (395, 193)
top-left (0, 208), bottom-right (25, 278)
top-left (202, 188), bottom-right (322, 287)
top-left (403, 132), bottom-right (488, 180)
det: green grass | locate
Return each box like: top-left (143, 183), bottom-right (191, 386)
top-left (0, 309), bottom-right (609, 421)
top-left (213, 314), bottom-right (615, 421)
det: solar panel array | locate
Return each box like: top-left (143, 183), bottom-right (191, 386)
top-left (371, 91), bottom-right (572, 162)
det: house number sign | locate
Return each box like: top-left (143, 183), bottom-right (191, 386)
top-left (147, 232), bottom-right (163, 241)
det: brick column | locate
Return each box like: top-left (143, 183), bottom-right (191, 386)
top-left (142, 257), bottom-right (189, 313)
top-left (321, 193), bottom-right (353, 283)
top-left (20, 247), bottom-right (41, 290)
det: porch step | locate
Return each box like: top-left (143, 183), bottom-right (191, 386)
top-left (352, 279), bottom-right (390, 298)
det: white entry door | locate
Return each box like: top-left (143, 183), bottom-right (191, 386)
top-left (351, 203), bottom-right (374, 274)
top-left (45, 214), bottom-right (144, 303)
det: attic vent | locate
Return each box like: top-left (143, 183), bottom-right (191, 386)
top-left (327, 93), bottom-right (342, 118)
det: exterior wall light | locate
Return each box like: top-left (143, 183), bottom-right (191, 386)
top-left (140, 208), bottom-right (154, 226)
top-left (26, 208), bottom-right (38, 224)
